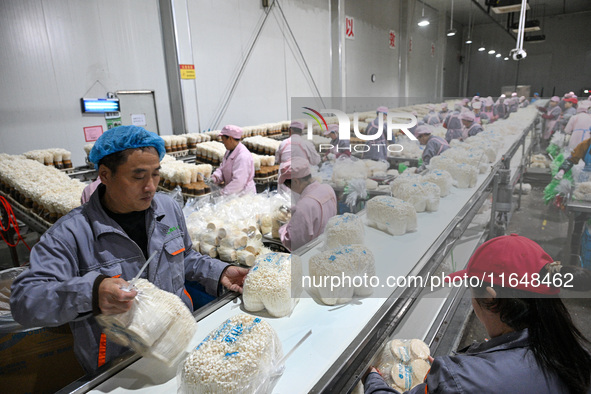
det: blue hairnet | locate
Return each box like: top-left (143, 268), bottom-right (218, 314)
top-left (89, 125), bottom-right (165, 169)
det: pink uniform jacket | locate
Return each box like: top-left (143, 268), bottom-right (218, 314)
top-left (275, 134), bottom-right (321, 166)
top-left (279, 182), bottom-right (337, 251)
top-left (80, 178), bottom-right (102, 204)
top-left (212, 142), bottom-right (256, 195)
top-left (566, 113), bottom-right (591, 151)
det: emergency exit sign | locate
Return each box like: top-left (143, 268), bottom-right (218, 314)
top-left (180, 64), bottom-right (195, 79)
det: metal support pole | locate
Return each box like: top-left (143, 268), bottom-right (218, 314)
top-left (517, 134), bottom-right (526, 210)
top-left (489, 173), bottom-right (499, 239)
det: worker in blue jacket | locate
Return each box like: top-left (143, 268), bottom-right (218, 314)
top-left (364, 235), bottom-right (591, 394)
top-left (11, 126), bottom-right (248, 373)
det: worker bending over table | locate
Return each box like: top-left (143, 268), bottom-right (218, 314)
top-left (279, 157), bottom-right (337, 251)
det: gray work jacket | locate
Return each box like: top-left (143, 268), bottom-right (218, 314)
top-left (365, 329), bottom-right (572, 393)
top-left (11, 186), bottom-right (228, 373)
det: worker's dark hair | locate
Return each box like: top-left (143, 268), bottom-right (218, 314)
top-left (221, 135), bottom-right (240, 142)
top-left (290, 127), bottom-right (303, 135)
top-left (283, 179), bottom-right (291, 189)
top-left (473, 285), bottom-right (591, 393)
top-left (99, 146), bottom-right (158, 174)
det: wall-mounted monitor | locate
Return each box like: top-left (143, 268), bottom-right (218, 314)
top-left (81, 98), bottom-right (120, 113)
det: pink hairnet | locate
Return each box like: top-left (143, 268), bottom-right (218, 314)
top-left (220, 125), bottom-right (243, 139)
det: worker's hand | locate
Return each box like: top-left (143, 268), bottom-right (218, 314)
top-left (220, 265), bottom-right (248, 294)
top-left (555, 169), bottom-right (565, 180)
top-left (98, 278), bottom-right (137, 315)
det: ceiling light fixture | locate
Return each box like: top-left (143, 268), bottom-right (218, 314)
top-left (447, 0), bottom-right (457, 37)
top-left (488, 49), bottom-right (496, 54)
top-left (478, 46), bottom-right (486, 51)
top-left (504, 57), bottom-right (509, 60)
top-left (496, 53), bottom-right (502, 58)
top-left (418, 0), bottom-right (429, 26)
top-left (465, 1), bottom-right (473, 44)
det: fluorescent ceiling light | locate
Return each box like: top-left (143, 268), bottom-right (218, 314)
top-left (465, 39), bottom-right (472, 44)
top-left (478, 46), bottom-right (486, 51)
top-left (447, 29), bottom-right (457, 37)
top-left (488, 49), bottom-right (496, 54)
top-left (504, 57), bottom-right (509, 60)
top-left (418, 19), bottom-right (430, 26)
top-left (496, 53), bottom-right (502, 58)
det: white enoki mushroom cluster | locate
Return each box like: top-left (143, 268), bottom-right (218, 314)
top-left (97, 279), bottom-right (196, 366)
top-left (179, 313), bottom-right (283, 394)
top-left (422, 169), bottom-right (453, 197)
top-left (428, 156), bottom-right (478, 189)
top-left (242, 252), bottom-right (303, 317)
top-left (309, 244), bottom-right (376, 305)
top-left (366, 196), bottom-right (417, 236)
top-left (530, 154), bottom-right (550, 169)
top-left (195, 141), bottom-right (226, 162)
top-left (376, 338), bottom-right (431, 392)
top-left (391, 180), bottom-right (440, 213)
top-left (440, 148), bottom-right (489, 174)
top-left (242, 122), bottom-right (283, 137)
top-left (388, 135), bottom-right (422, 159)
top-left (310, 135), bottom-right (331, 148)
top-left (159, 157), bottom-right (213, 185)
top-left (84, 142), bottom-right (95, 156)
top-left (22, 148), bottom-right (72, 168)
top-left (250, 153), bottom-right (275, 171)
top-left (331, 158), bottom-right (370, 187)
top-left (161, 135), bottom-right (189, 151)
top-left (185, 193), bottom-right (290, 264)
top-left (0, 154), bottom-right (85, 216)
top-left (242, 136), bottom-right (281, 155)
top-left (574, 182), bottom-right (591, 202)
top-left (324, 213), bottom-right (365, 250)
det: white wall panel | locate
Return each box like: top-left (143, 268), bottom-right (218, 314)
top-left (344, 0), bottom-right (401, 99)
top-left (187, 0), bottom-right (331, 130)
top-left (0, 0), bottom-right (171, 166)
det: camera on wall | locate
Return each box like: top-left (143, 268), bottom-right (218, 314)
top-left (510, 48), bottom-right (527, 61)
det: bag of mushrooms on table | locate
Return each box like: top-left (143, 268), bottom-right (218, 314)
top-left (178, 313), bottom-right (284, 394)
top-left (96, 279), bottom-right (197, 366)
top-left (242, 252), bottom-right (303, 318)
top-left (375, 338), bottom-right (431, 392)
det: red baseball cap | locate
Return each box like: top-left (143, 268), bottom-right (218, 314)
top-left (446, 234), bottom-right (559, 295)
top-left (564, 98), bottom-right (578, 104)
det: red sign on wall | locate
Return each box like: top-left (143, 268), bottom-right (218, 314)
top-left (83, 125), bottom-right (103, 142)
top-left (345, 16), bottom-right (354, 40)
top-left (389, 30), bottom-right (396, 49)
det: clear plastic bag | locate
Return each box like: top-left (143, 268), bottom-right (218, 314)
top-left (0, 266), bottom-right (27, 316)
top-left (177, 313), bottom-right (284, 393)
top-left (158, 185), bottom-right (185, 208)
top-left (375, 338), bottom-right (431, 391)
top-left (96, 279), bottom-right (196, 366)
top-left (242, 252), bottom-right (302, 317)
